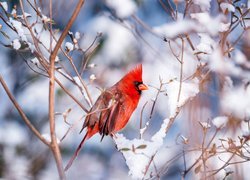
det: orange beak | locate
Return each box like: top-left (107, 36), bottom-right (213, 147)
top-left (138, 83), bottom-right (148, 91)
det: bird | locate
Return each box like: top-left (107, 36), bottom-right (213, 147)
top-left (64, 64), bottom-right (148, 171)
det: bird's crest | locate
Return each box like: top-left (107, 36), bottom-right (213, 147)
top-left (122, 64), bottom-right (142, 82)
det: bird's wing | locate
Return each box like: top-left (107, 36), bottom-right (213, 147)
top-left (98, 93), bottom-right (122, 140)
top-left (80, 90), bottom-right (121, 135)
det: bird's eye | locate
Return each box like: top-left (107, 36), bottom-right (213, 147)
top-left (134, 81), bottom-right (142, 87)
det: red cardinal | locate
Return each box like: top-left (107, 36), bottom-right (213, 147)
top-left (65, 64), bottom-right (148, 171)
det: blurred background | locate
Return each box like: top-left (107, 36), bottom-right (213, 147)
top-left (1, 0), bottom-right (250, 179)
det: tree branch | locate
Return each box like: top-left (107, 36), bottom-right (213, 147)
top-left (48, 0), bottom-right (85, 178)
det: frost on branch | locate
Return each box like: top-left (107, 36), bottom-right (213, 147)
top-left (220, 2), bottom-right (235, 13)
top-left (193, 0), bottom-right (211, 11)
top-left (167, 80), bottom-right (199, 117)
top-left (114, 80), bottom-right (200, 179)
top-left (114, 119), bottom-right (169, 179)
top-left (212, 116), bottom-right (228, 129)
top-left (0, 2), bottom-right (8, 11)
top-left (153, 20), bottom-right (196, 39)
top-left (12, 39), bottom-right (21, 50)
top-left (65, 42), bottom-right (74, 52)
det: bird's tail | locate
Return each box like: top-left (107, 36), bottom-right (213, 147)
top-left (64, 132), bottom-right (89, 171)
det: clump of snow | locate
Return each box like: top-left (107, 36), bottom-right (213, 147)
top-left (219, 23), bottom-right (230, 32)
top-left (16, 12), bottom-right (32, 19)
top-left (30, 57), bottom-right (40, 65)
top-left (196, 33), bottom-right (216, 54)
top-left (193, 0), bottom-right (211, 11)
top-left (140, 122), bottom-right (149, 138)
top-left (12, 39), bottom-right (21, 50)
top-left (89, 74), bottom-right (97, 81)
top-left (221, 85), bottom-right (250, 119)
top-left (212, 116), bottom-right (228, 128)
top-left (114, 119), bottom-right (170, 179)
top-left (234, 50), bottom-right (250, 68)
top-left (88, 63), bottom-right (96, 68)
top-left (190, 13), bottom-right (228, 35)
top-left (75, 32), bottom-right (81, 40)
top-left (9, 18), bottom-right (25, 37)
top-left (106, 0), bottom-right (137, 18)
top-left (208, 48), bottom-right (245, 77)
top-left (166, 80), bottom-right (199, 117)
top-left (220, 2), bottom-right (235, 13)
top-left (153, 20), bottom-right (196, 39)
top-left (55, 56), bottom-right (60, 62)
top-left (0, 1), bottom-right (8, 11)
top-left (41, 14), bottom-right (51, 23)
top-left (11, 8), bottom-right (16, 16)
top-left (65, 42), bottom-right (74, 51)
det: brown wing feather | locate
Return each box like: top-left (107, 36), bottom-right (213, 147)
top-left (80, 90), bottom-right (114, 133)
top-left (99, 100), bottom-right (120, 140)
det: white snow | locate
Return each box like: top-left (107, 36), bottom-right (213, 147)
top-left (219, 22), bottom-right (230, 32)
top-left (139, 122), bottom-right (149, 137)
top-left (193, 0), bottom-right (211, 11)
top-left (11, 8), bottom-right (16, 16)
top-left (65, 42), bottom-right (74, 51)
top-left (190, 13), bottom-right (226, 35)
top-left (212, 116), bottom-right (228, 128)
top-left (0, 1), bottom-right (8, 11)
top-left (114, 118), bottom-right (170, 179)
top-left (88, 63), bottom-right (96, 68)
top-left (153, 20), bottom-right (196, 39)
top-left (89, 74), bottom-right (97, 81)
top-left (151, 118), bottom-right (169, 143)
top-left (75, 32), bottom-right (81, 40)
top-left (9, 18), bottom-right (25, 37)
top-left (30, 57), bottom-right (40, 65)
top-left (16, 12), bottom-right (32, 19)
top-left (166, 80), bottom-right (199, 117)
top-left (196, 33), bottom-right (216, 54)
top-left (106, 0), bottom-right (137, 18)
top-left (12, 39), bottom-right (21, 50)
top-left (234, 50), bottom-right (250, 68)
top-left (41, 14), bottom-right (51, 23)
top-left (221, 85), bottom-right (250, 119)
top-left (220, 2), bottom-right (235, 13)
top-left (208, 48), bottom-right (247, 77)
